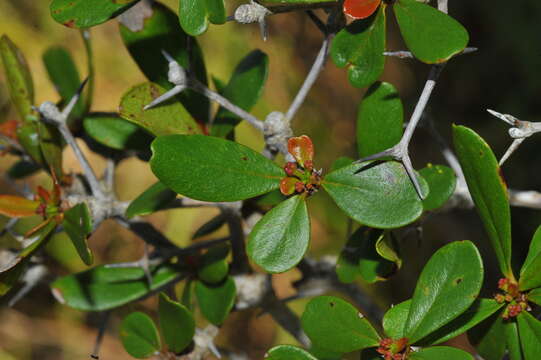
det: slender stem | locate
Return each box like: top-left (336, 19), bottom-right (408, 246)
top-left (90, 311), bottom-right (110, 360)
top-left (306, 10), bottom-right (327, 34)
top-left (285, 35), bottom-right (332, 122)
top-left (225, 210), bottom-right (251, 274)
top-left (384, 47), bottom-right (478, 59)
top-left (80, 29), bottom-right (94, 114)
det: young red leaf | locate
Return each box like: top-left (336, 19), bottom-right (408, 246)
top-left (344, 0), bottom-right (382, 20)
top-left (0, 195), bottom-right (40, 218)
top-left (288, 135), bottom-right (314, 169)
top-left (280, 177), bottom-right (299, 196)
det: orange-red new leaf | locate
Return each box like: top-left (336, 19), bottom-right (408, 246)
top-left (344, 0), bottom-right (382, 20)
top-left (0, 195), bottom-right (40, 218)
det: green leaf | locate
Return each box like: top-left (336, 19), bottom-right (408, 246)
top-left (120, 1), bottom-right (209, 122)
top-left (83, 113), bottom-right (153, 151)
top-left (330, 7), bottom-right (385, 88)
top-left (394, 0), bottom-right (469, 64)
top-left (409, 346), bottom-right (474, 360)
top-left (63, 203), bottom-right (93, 266)
top-left (382, 300), bottom-right (410, 339)
top-left (519, 225), bottom-right (541, 290)
top-left (336, 227), bottom-right (365, 284)
top-left (195, 276), bottom-right (236, 325)
top-left (119, 82), bottom-right (201, 136)
top-left (197, 244), bottom-right (229, 284)
top-left (419, 164), bottom-right (457, 211)
top-left (467, 311), bottom-right (507, 360)
top-left (355, 228), bottom-right (396, 283)
top-left (330, 156), bottom-right (354, 172)
top-left (322, 161), bottom-right (427, 229)
top-left (453, 125), bottom-right (512, 277)
top-left (404, 241), bottom-right (483, 343)
top-left (38, 122), bottom-right (64, 181)
top-left (50, 0), bottom-right (139, 28)
top-left (51, 264), bottom-right (183, 311)
top-left (158, 293), bottom-right (195, 353)
top-left (357, 82), bottom-right (403, 158)
top-left (0, 35), bottom-right (35, 122)
top-left (16, 122), bottom-right (45, 166)
top-left (506, 320), bottom-right (522, 360)
top-left (375, 231), bottom-right (401, 268)
top-left (7, 160), bottom-right (41, 179)
top-left (120, 312), bottom-right (161, 359)
top-left (125, 182), bottom-right (177, 219)
top-left (192, 213), bottom-right (227, 239)
top-left (0, 195), bottom-right (40, 218)
top-left (0, 220), bottom-right (56, 296)
top-left (247, 196), bottom-right (310, 273)
top-left (301, 296), bottom-right (380, 353)
top-left (42, 46), bottom-right (85, 126)
top-left (211, 50), bottom-right (269, 138)
top-left (150, 134), bottom-right (283, 201)
top-left (527, 287), bottom-right (541, 306)
top-left (417, 299), bottom-right (504, 346)
top-left (266, 345), bottom-right (318, 360)
top-left (178, 0), bottom-right (226, 36)
top-left (517, 311), bottom-right (541, 360)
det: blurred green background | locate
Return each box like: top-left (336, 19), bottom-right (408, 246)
top-left (1, 0), bottom-right (541, 359)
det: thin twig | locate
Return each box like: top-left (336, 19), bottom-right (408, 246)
top-left (90, 311), bottom-right (110, 360)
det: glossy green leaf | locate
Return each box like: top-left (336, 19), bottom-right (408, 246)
top-left (197, 244), bottom-right (229, 284)
top-left (178, 0), bottom-right (226, 36)
top-left (419, 164), bottom-right (457, 211)
top-left (16, 122), bottom-right (45, 166)
top-left (417, 299), bottom-right (504, 346)
top-left (0, 220), bottom-right (56, 296)
top-left (7, 160), bottom-right (41, 179)
top-left (120, 1), bottom-right (209, 122)
top-left (382, 300), bottom-right (410, 339)
top-left (301, 296), bottom-right (380, 353)
top-left (247, 195), bottom-right (309, 273)
top-left (150, 134), bottom-right (283, 201)
top-left (453, 125), bottom-right (512, 277)
top-left (158, 293), bottom-right (195, 353)
top-left (50, 0), bottom-right (138, 28)
top-left (375, 231), bottom-right (401, 267)
top-left (517, 311), bottom-right (541, 360)
top-left (38, 122), bottom-right (64, 181)
top-left (63, 202), bottom-right (93, 266)
top-left (0, 35), bottom-right (34, 122)
top-left (356, 228), bottom-right (396, 283)
top-left (266, 345), bottom-right (318, 360)
top-left (357, 82), bottom-right (403, 158)
top-left (520, 225), bottom-right (541, 290)
top-left (394, 0), bottom-right (469, 64)
top-left (83, 113), bottom-right (153, 151)
top-left (120, 312), bottom-right (161, 359)
top-left (125, 181), bottom-right (177, 219)
top-left (330, 156), bottom-right (354, 172)
top-left (0, 195), bottom-right (40, 218)
top-left (409, 346), bottom-right (474, 360)
top-left (195, 276), bottom-right (236, 325)
top-left (119, 82), bottom-right (201, 136)
top-left (211, 50), bottom-right (269, 138)
top-left (467, 311), bottom-right (506, 360)
top-left (527, 287), bottom-right (541, 306)
top-left (322, 161), bottom-right (427, 229)
top-left (192, 213), bottom-right (227, 239)
top-left (331, 7), bottom-right (385, 88)
top-left (506, 320), bottom-right (522, 360)
top-left (42, 46), bottom-right (85, 126)
top-left (51, 264), bottom-right (183, 311)
top-left (404, 241), bottom-right (483, 343)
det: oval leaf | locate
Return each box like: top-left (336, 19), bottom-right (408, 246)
top-left (119, 82), bottom-right (201, 136)
top-left (266, 345), bottom-right (318, 360)
top-left (150, 134), bottom-right (283, 201)
top-left (409, 346), bottom-right (474, 360)
top-left (519, 225), bottom-right (541, 291)
top-left (0, 195), bottom-right (39, 218)
top-left (394, 0), bottom-right (469, 64)
top-left (331, 7), bottom-right (386, 88)
top-left (322, 161), bottom-right (427, 229)
top-left (301, 296), bottom-right (380, 353)
top-left (120, 312), bottom-right (161, 359)
top-left (178, 0), bottom-right (226, 36)
top-left (197, 244), bottom-right (229, 284)
top-left (195, 276), bottom-right (236, 325)
top-left (527, 287), bottom-right (541, 306)
top-left (83, 113), bottom-right (153, 151)
top-left (125, 181), bottom-right (177, 219)
top-left (344, 0), bottom-right (382, 20)
top-left (419, 164), bottom-right (457, 211)
top-left (120, 1), bottom-right (209, 122)
top-left (383, 300), bottom-right (410, 339)
top-left (50, 0), bottom-right (139, 28)
top-left (404, 241), bottom-right (483, 343)
top-left (357, 81), bottom-right (403, 158)
top-left (247, 195), bottom-right (310, 273)
top-left (51, 264), bottom-right (182, 311)
top-left (211, 50), bottom-right (269, 138)
top-left (517, 311), bottom-right (541, 360)
top-left (63, 202), bottom-right (93, 266)
top-left (453, 125), bottom-right (512, 277)
top-left (0, 35), bottom-right (34, 122)
top-left (158, 293), bottom-right (195, 353)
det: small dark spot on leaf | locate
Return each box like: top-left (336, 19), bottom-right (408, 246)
top-left (479, 150), bottom-right (484, 156)
top-left (454, 277), bottom-right (463, 285)
top-left (241, 156), bottom-right (248, 161)
top-left (329, 302), bottom-right (335, 307)
top-left (63, 20), bottom-right (76, 28)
